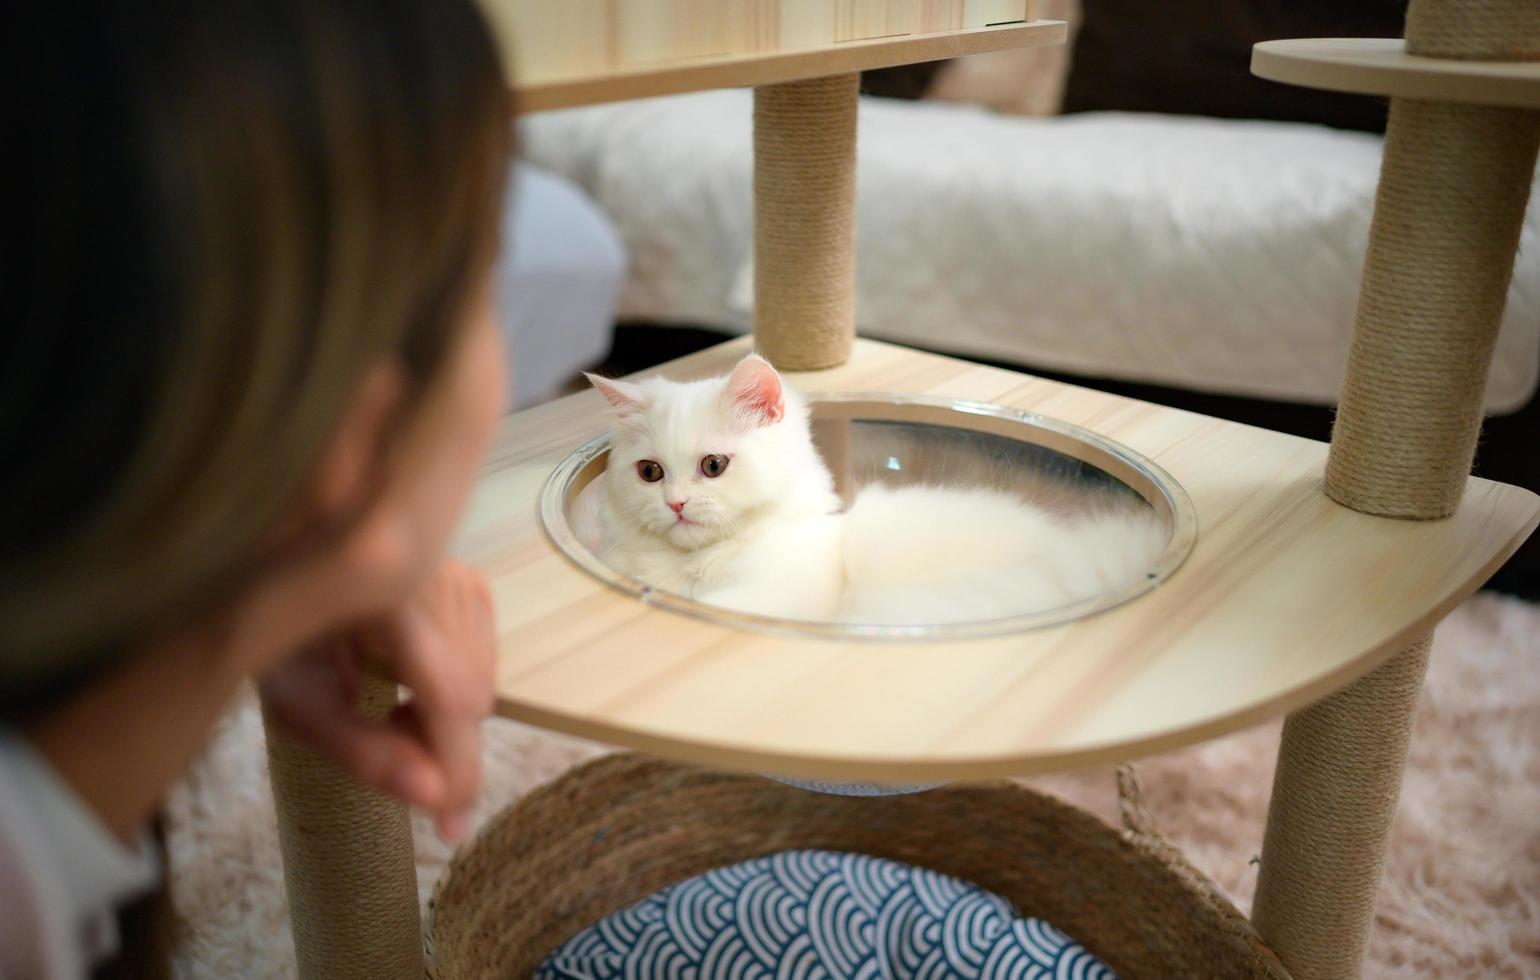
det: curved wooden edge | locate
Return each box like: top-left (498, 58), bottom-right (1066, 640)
top-left (492, 495), bottom-right (1538, 783)
top-left (515, 20), bottom-right (1067, 113)
top-left (1252, 38), bottom-right (1540, 108)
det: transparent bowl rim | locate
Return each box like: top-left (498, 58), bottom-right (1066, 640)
top-left (537, 391), bottom-right (1198, 641)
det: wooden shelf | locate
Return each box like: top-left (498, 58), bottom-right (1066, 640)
top-left (459, 338), bottom-right (1538, 782)
top-left (1253, 38), bottom-right (1540, 109)
top-left (479, 7), bottom-right (1066, 112)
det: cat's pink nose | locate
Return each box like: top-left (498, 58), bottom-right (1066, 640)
top-left (668, 500), bottom-right (686, 515)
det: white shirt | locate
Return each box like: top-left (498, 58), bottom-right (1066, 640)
top-left (0, 732), bottom-right (161, 979)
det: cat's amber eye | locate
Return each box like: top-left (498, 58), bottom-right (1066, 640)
top-left (636, 460), bottom-right (665, 483)
top-left (700, 454), bottom-right (730, 478)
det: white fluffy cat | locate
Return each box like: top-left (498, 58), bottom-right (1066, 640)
top-left (585, 354), bottom-right (1164, 626)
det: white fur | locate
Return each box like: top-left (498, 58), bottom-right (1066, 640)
top-left (590, 357), bottom-right (845, 620)
top-left (589, 357), bottom-right (1166, 625)
top-left (840, 485), bottom-right (1165, 625)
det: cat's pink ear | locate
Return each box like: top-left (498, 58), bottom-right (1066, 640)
top-left (725, 354), bottom-right (785, 426)
top-left (585, 373), bottom-right (646, 417)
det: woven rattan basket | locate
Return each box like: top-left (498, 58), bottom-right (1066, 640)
top-left (427, 754), bottom-right (1290, 979)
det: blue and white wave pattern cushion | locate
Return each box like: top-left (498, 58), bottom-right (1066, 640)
top-left (536, 849), bottom-right (1117, 979)
top-left (764, 774), bottom-right (943, 797)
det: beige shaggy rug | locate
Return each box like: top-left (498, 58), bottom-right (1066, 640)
top-left (166, 592), bottom-right (1540, 978)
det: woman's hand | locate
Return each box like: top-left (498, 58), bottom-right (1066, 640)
top-left (258, 560), bottom-right (496, 841)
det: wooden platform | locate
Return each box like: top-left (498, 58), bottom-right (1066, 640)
top-left (1252, 38), bottom-right (1540, 109)
top-left (458, 339), bottom-right (1539, 782)
top-left (478, 3), bottom-right (1066, 111)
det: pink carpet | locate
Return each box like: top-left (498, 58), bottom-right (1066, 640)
top-left (167, 592), bottom-right (1540, 978)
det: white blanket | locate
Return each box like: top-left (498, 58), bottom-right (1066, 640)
top-left (522, 91), bottom-right (1540, 412)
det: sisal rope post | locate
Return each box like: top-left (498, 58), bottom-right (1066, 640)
top-left (1321, 95), bottom-right (1540, 519)
top-left (753, 73), bottom-right (859, 371)
top-left (262, 673), bottom-right (424, 979)
top-left (1254, 2), bottom-right (1540, 978)
top-left (1252, 638), bottom-right (1432, 980)
top-left (1403, 0), bottom-right (1540, 60)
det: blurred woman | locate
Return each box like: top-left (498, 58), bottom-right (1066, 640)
top-left (3, 1), bottom-right (514, 974)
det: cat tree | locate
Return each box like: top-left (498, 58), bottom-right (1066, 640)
top-left (259, 2), bottom-right (1540, 978)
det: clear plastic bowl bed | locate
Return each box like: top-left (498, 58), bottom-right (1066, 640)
top-left (540, 393), bottom-right (1197, 641)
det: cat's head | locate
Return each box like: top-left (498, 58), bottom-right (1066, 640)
top-left (588, 354), bottom-right (816, 550)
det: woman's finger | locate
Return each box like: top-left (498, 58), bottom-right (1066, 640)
top-left (259, 659), bottom-right (446, 807)
top-left (375, 599), bottom-right (486, 823)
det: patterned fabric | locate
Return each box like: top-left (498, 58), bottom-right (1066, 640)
top-left (537, 850), bottom-right (1117, 979)
top-left (764, 775), bottom-right (942, 797)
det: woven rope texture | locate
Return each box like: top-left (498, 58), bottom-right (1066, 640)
top-left (430, 755), bottom-right (1291, 980)
top-left (262, 674), bottom-right (423, 979)
top-left (753, 74), bottom-right (860, 370)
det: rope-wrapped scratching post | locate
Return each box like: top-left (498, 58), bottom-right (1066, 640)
top-left (1254, 2), bottom-right (1540, 978)
top-left (753, 73), bottom-right (859, 370)
top-left (262, 673), bottom-right (424, 979)
top-left (1403, 0), bottom-right (1540, 60)
top-left (1252, 637), bottom-right (1432, 980)
top-left (1321, 100), bottom-right (1540, 519)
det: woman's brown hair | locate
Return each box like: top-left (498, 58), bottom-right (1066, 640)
top-left (4, 0), bottom-right (514, 713)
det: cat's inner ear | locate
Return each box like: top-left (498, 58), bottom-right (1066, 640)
top-left (725, 354), bottom-right (785, 426)
top-left (586, 373), bottom-right (646, 417)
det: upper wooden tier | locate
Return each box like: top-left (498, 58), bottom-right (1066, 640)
top-left (458, 338), bottom-right (1539, 783)
top-left (1253, 38), bottom-right (1540, 109)
top-left (477, 1), bottom-right (1066, 111)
